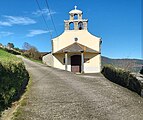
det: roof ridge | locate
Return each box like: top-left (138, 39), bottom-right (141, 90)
top-left (76, 42), bottom-right (85, 50)
top-left (53, 42), bottom-right (100, 54)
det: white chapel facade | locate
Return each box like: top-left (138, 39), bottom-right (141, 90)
top-left (43, 6), bottom-right (102, 73)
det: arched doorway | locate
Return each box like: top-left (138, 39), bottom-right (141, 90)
top-left (71, 55), bottom-right (81, 73)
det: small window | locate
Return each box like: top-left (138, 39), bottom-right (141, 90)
top-left (74, 37), bottom-right (78, 42)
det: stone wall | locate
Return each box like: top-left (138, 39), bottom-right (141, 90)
top-left (102, 65), bottom-right (143, 97)
top-left (131, 73), bottom-right (143, 97)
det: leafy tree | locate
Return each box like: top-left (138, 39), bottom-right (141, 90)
top-left (0, 43), bottom-right (3, 47)
top-left (14, 47), bottom-right (21, 52)
top-left (7, 43), bottom-right (14, 49)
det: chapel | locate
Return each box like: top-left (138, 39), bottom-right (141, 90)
top-left (43, 6), bottom-right (102, 73)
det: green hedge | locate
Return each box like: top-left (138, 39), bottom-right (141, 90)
top-left (0, 50), bottom-right (29, 113)
top-left (0, 47), bottom-right (21, 55)
top-left (101, 65), bottom-right (141, 95)
top-left (140, 67), bottom-right (143, 75)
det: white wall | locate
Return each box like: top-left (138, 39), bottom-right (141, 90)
top-left (42, 53), bottom-right (54, 67)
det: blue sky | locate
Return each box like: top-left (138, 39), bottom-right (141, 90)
top-left (0, 0), bottom-right (142, 59)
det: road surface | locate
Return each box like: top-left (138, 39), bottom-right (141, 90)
top-left (17, 57), bottom-right (143, 120)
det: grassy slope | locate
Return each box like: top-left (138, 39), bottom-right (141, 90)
top-left (0, 49), bottom-right (29, 116)
top-left (0, 49), bottom-right (21, 65)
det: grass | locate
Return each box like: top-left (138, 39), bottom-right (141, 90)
top-left (0, 49), bottom-right (22, 65)
top-left (22, 55), bottom-right (43, 64)
top-left (27, 57), bottom-right (42, 64)
top-left (0, 48), bottom-right (43, 64)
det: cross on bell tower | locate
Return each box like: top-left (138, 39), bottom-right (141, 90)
top-left (64, 6), bottom-right (88, 30)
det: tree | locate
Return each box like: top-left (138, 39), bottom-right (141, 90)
top-left (7, 43), bottom-right (14, 49)
top-left (0, 43), bottom-right (3, 47)
top-left (23, 42), bottom-right (33, 50)
top-left (22, 42), bottom-right (41, 60)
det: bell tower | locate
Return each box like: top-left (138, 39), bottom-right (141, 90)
top-left (64, 6), bottom-right (88, 31)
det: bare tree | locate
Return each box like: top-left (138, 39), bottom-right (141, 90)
top-left (22, 42), bottom-right (41, 60)
top-left (116, 59), bottom-right (136, 72)
top-left (23, 42), bottom-right (34, 50)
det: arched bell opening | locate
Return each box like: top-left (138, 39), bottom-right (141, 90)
top-left (69, 22), bottom-right (74, 30)
top-left (74, 14), bottom-right (78, 20)
top-left (78, 22), bottom-right (84, 30)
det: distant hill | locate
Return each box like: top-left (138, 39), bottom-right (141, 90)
top-left (101, 56), bottom-right (143, 73)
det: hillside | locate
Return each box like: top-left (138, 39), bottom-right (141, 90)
top-left (0, 49), bottom-right (21, 64)
top-left (102, 56), bottom-right (143, 73)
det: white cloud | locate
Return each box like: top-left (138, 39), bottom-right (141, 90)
top-left (26, 29), bottom-right (51, 37)
top-left (0, 21), bottom-right (12, 26)
top-left (0, 16), bottom-right (36, 26)
top-left (0, 31), bottom-right (14, 38)
top-left (32, 8), bottom-right (56, 17)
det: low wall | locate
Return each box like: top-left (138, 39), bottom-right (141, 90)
top-left (42, 53), bottom-right (54, 67)
top-left (102, 65), bottom-right (143, 96)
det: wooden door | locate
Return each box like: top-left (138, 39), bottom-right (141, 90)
top-left (71, 55), bottom-right (81, 73)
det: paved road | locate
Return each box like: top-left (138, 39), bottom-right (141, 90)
top-left (18, 57), bottom-right (143, 120)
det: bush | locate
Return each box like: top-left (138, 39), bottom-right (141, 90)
top-left (0, 49), bottom-right (29, 113)
top-left (140, 67), bottom-right (143, 75)
top-left (0, 47), bottom-right (21, 55)
top-left (128, 74), bottom-right (141, 94)
top-left (102, 65), bottom-right (142, 95)
top-left (22, 50), bottom-right (42, 60)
